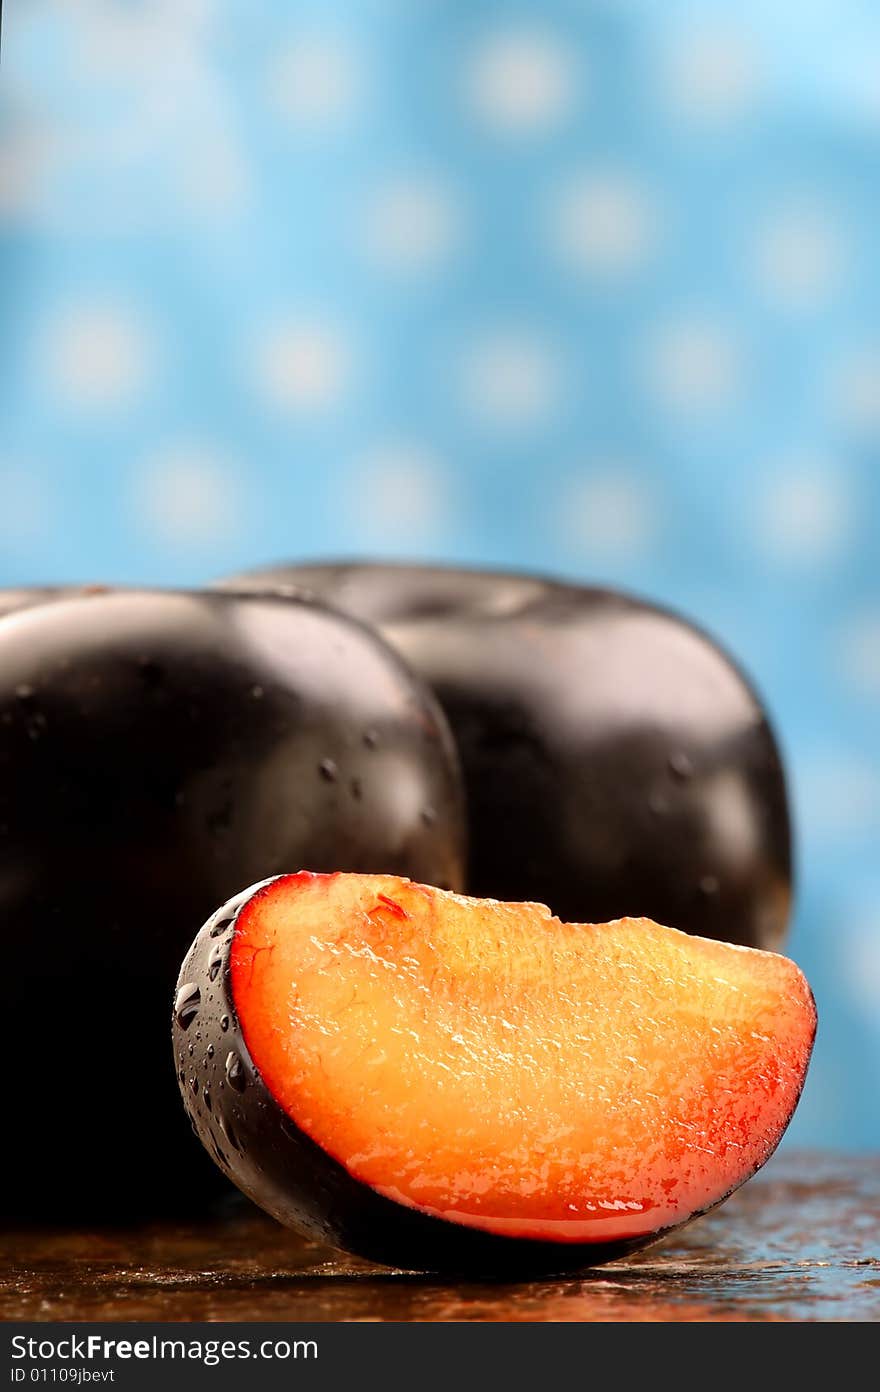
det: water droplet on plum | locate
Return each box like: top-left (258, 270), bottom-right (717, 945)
top-left (220, 1116), bottom-right (242, 1152)
top-left (225, 1051), bottom-right (246, 1092)
top-left (208, 943), bottom-right (224, 982)
top-left (174, 983), bottom-right (201, 1029)
top-left (210, 913), bottom-right (235, 939)
top-left (668, 751), bottom-right (694, 782)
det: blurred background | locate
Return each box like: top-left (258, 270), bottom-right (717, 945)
top-left (1, 0), bottom-right (878, 1148)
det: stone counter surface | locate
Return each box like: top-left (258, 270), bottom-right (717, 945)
top-left (2, 1153), bottom-right (878, 1322)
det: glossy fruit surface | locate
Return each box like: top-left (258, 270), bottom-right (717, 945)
top-left (175, 872), bottom-right (815, 1275)
top-left (0, 584), bottom-right (107, 620)
top-left (217, 562), bottom-right (793, 949)
top-left (0, 589), bottom-right (464, 1216)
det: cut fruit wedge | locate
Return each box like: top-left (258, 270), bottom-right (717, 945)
top-left (174, 872), bottom-right (816, 1274)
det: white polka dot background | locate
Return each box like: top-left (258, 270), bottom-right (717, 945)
top-left (268, 35), bottom-right (360, 131)
top-left (663, 22), bottom-right (762, 125)
top-left (351, 443), bottom-right (450, 543)
top-left (556, 467), bottom-right (658, 558)
top-left (549, 171), bottom-right (658, 278)
top-left (751, 200), bottom-right (846, 310)
top-left (40, 304), bottom-right (152, 412)
top-left (465, 27), bottom-right (577, 136)
top-left (645, 317), bottom-right (742, 413)
top-left (460, 329), bottom-right (563, 428)
top-left (363, 178), bottom-right (462, 273)
top-left (133, 443), bottom-right (243, 548)
top-left (754, 463), bottom-right (852, 566)
top-left (1, 1), bottom-right (879, 1149)
top-left (252, 319), bottom-right (351, 414)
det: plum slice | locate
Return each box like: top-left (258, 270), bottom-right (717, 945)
top-left (175, 872), bottom-right (816, 1275)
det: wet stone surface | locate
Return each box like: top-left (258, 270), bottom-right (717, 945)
top-left (2, 1153), bottom-right (878, 1322)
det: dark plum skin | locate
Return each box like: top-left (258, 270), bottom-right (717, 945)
top-left (0, 588), bottom-right (464, 1218)
top-left (217, 562), bottom-right (792, 949)
top-left (0, 584), bottom-right (108, 621)
top-left (174, 881), bottom-right (679, 1276)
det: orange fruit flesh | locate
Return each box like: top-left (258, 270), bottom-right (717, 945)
top-left (230, 872), bottom-right (815, 1245)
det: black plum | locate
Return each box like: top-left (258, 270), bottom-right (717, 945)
top-left (218, 562), bottom-right (792, 949)
top-left (0, 587), bottom-right (464, 1216)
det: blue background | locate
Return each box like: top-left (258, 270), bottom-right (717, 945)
top-left (2, 1), bottom-right (879, 1148)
